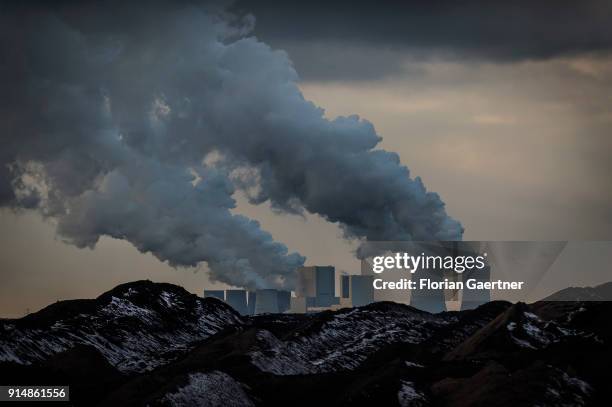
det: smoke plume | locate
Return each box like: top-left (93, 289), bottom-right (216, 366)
top-left (0, 1), bottom-right (462, 290)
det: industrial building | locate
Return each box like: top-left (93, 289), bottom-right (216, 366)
top-left (290, 266), bottom-right (375, 312)
top-left (225, 290), bottom-right (248, 315)
top-left (254, 289), bottom-right (279, 314)
top-left (277, 290), bottom-right (291, 313)
top-left (204, 288), bottom-right (290, 315)
top-left (205, 265), bottom-right (378, 315)
top-left (247, 291), bottom-right (257, 315)
top-left (295, 266), bottom-right (339, 308)
top-left (341, 275), bottom-right (374, 307)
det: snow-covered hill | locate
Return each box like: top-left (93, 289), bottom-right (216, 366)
top-left (0, 281), bottom-right (242, 372)
top-left (1, 281), bottom-right (610, 406)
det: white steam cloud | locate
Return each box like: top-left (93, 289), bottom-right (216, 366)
top-left (0, 1), bottom-right (462, 290)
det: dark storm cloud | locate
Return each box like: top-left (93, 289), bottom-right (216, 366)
top-left (232, 0), bottom-right (612, 80)
top-left (0, 1), bottom-right (461, 289)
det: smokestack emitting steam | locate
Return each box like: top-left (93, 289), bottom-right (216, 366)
top-left (0, 2), bottom-right (463, 290)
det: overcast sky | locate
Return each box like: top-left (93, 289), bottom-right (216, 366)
top-left (1, 0), bottom-right (612, 317)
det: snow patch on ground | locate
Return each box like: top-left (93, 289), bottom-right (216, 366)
top-left (250, 310), bottom-right (445, 375)
top-left (160, 291), bottom-right (178, 308)
top-left (508, 310), bottom-right (584, 350)
top-left (162, 371), bottom-right (254, 407)
top-left (562, 372), bottom-right (592, 396)
top-left (543, 369), bottom-right (592, 406)
top-left (397, 380), bottom-right (427, 406)
top-left (102, 297), bottom-right (156, 320)
top-left (0, 292), bottom-right (242, 373)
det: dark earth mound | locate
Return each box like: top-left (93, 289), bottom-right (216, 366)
top-left (1, 281), bottom-right (610, 406)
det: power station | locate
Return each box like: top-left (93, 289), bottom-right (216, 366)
top-left (203, 265), bottom-right (375, 315)
top-left (203, 288), bottom-right (291, 315)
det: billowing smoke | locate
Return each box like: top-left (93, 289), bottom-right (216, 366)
top-left (0, 1), bottom-right (462, 290)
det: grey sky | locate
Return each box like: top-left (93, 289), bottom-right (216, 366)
top-left (234, 0), bottom-right (612, 80)
top-left (1, 1), bottom-right (612, 317)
